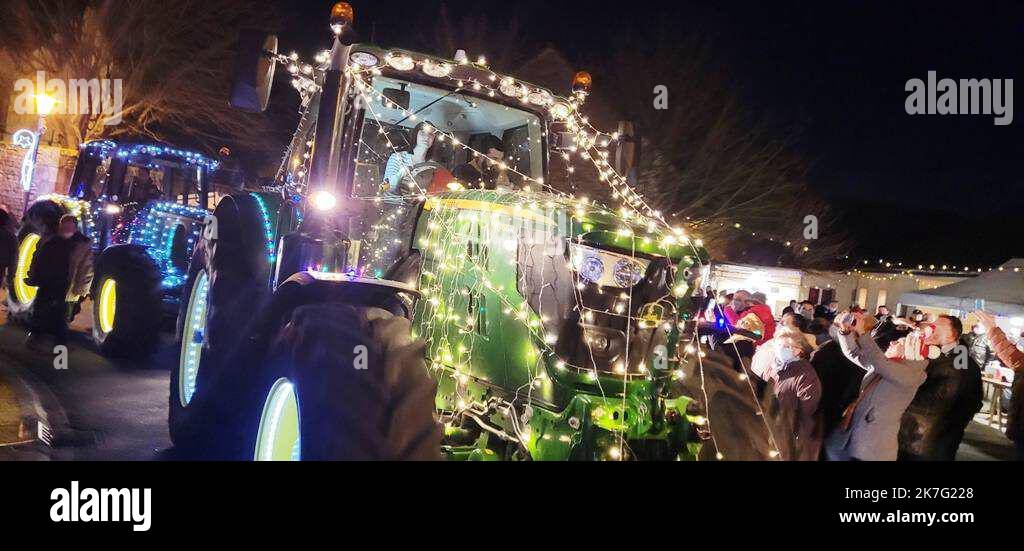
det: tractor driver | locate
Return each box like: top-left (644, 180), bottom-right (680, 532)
top-left (128, 169), bottom-right (161, 204)
top-left (453, 134), bottom-right (510, 190)
top-left (382, 122), bottom-right (438, 194)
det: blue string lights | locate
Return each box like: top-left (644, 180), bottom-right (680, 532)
top-left (128, 201), bottom-right (207, 288)
top-left (250, 193), bottom-right (278, 264)
top-left (79, 140), bottom-right (220, 171)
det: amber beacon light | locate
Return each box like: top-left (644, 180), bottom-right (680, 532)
top-left (572, 71), bottom-right (593, 94)
top-left (330, 2), bottom-right (355, 34)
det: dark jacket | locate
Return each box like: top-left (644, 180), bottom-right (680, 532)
top-left (771, 358), bottom-right (823, 461)
top-left (898, 345), bottom-right (983, 460)
top-left (0, 226), bottom-right (16, 286)
top-left (25, 234), bottom-right (76, 301)
top-left (810, 339), bottom-right (865, 437)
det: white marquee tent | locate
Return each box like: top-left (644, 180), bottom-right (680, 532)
top-left (899, 259), bottom-right (1024, 318)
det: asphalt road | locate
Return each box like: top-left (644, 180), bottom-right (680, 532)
top-left (0, 299), bottom-right (175, 460)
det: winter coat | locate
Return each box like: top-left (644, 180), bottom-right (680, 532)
top-left (811, 338), bottom-right (866, 436)
top-left (825, 332), bottom-right (928, 461)
top-left (25, 234), bottom-right (75, 301)
top-left (985, 326), bottom-right (1024, 441)
top-left (898, 345), bottom-right (983, 460)
top-left (0, 226), bottom-right (16, 288)
top-left (66, 232), bottom-right (93, 301)
top-left (769, 358), bottom-right (823, 461)
top-left (747, 303), bottom-right (776, 346)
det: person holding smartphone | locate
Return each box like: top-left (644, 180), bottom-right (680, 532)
top-left (973, 310), bottom-right (1024, 460)
top-left (824, 311), bottom-right (928, 461)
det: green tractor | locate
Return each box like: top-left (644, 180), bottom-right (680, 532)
top-left (170, 2), bottom-right (783, 460)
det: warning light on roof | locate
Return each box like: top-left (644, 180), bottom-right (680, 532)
top-left (330, 2), bottom-right (354, 34)
top-left (572, 71), bottom-right (592, 94)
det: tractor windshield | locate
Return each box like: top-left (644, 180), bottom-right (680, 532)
top-left (118, 160), bottom-right (206, 208)
top-left (351, 76), bottom-right (544, 197)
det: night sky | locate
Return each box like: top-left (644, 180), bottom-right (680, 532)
top-left (277, 1), bottom-right (1023, 266)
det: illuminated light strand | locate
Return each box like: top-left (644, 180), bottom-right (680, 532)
top-left (80, 140), bottom-right (219, 171)
top-left (128, 201), bottom-right (205, 288)
top-left (250, 193), bottom-right (278, 263)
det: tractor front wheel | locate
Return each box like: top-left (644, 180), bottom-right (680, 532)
top-left (680, 349), bottom-right (794, 461)
top-left (252, 303), bottom-right (441, 461)
top-left (4, 230), bottom-right (43, 324)
top-left (90, 244), bottom-right (162, 358)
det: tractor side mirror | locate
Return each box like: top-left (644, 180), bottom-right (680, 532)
top-left (613, 120), bottom-right (641, 185)
top-left (229, 29), bottom-right (279, 113)
top-left (381, 87), bottom-right (411, 111)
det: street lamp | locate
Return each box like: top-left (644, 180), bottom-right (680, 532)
top-left (14, 93), bottom-right (57, 215)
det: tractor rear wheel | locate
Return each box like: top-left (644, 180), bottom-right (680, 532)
top-left (251, 303), bottom-right (441, 460)
top-left (680, 349), bottom-right (793, 461)
top-left (168, 194), bottom-right (273, 450)
top-left (90, 244), bottom-right (162, 358)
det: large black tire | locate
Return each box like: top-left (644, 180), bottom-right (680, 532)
top-left (90, 244), bottom-right (162, 358)
top-left (173, 274), bottom-right (441, 460)
top-left (4, 228), bottom-right (43, 324)
top-left (679, 349), bottom-right (793, 461)
top-left (250, 303), bottom-right (441, 460)
top-left (168, 194), bottom-right (273, 449)
top-left (168, 243), bottom-right (211, 447)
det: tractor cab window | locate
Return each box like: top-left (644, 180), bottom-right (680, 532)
top-left (351, 76), bottom-right (544, 198)
top-left (70, 155), bottom-right (111, 201)
top-left (123, 164), bottom-right (167, 205)
top-left (119, 159), bottom-right (207, 208)
top-left (166, 163), bottom-right (206, 208)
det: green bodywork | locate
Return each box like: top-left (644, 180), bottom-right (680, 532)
top-left (246, 35), bottom-right (713, 460)
top-left (408, 190), bottom-right (708, 460)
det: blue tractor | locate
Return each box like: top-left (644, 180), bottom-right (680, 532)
top-left (6, 140), bottom-right (219, 357)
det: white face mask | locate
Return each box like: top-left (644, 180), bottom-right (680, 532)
top-left (776, 345), bottom-right (797, 365)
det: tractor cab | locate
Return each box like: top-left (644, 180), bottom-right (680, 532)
top-left (67, 140), bottom-right (218, 250)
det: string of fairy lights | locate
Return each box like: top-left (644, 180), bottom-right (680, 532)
top-left (337, 52), bottom-right (784, 460)
top-left (268, 41), bottom-right (782, 458)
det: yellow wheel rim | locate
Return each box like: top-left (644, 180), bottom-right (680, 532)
top-left (254, 378), bottom-right (301, 461)
top-left (13, 234), bottom-right (40, 305)
top-left (98, 279), bottom-right (117, 334)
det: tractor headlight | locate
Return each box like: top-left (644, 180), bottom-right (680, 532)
top-left (612, 258), bottom-right (646, 288)
top-left (310, 190), bottom-right (337, 211)
top-left (349, 51), bottom-right (380, 68)
top-left (421, 59), bottom-right (453, 77)
top-left (578, 254), bottom-right (605, 283)
top-left (569, 243), bottom-right (650, 289)
top-left (384, 52), bottom-right (415, 71)
top-left (549, 101), bottom-right (572, 120)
